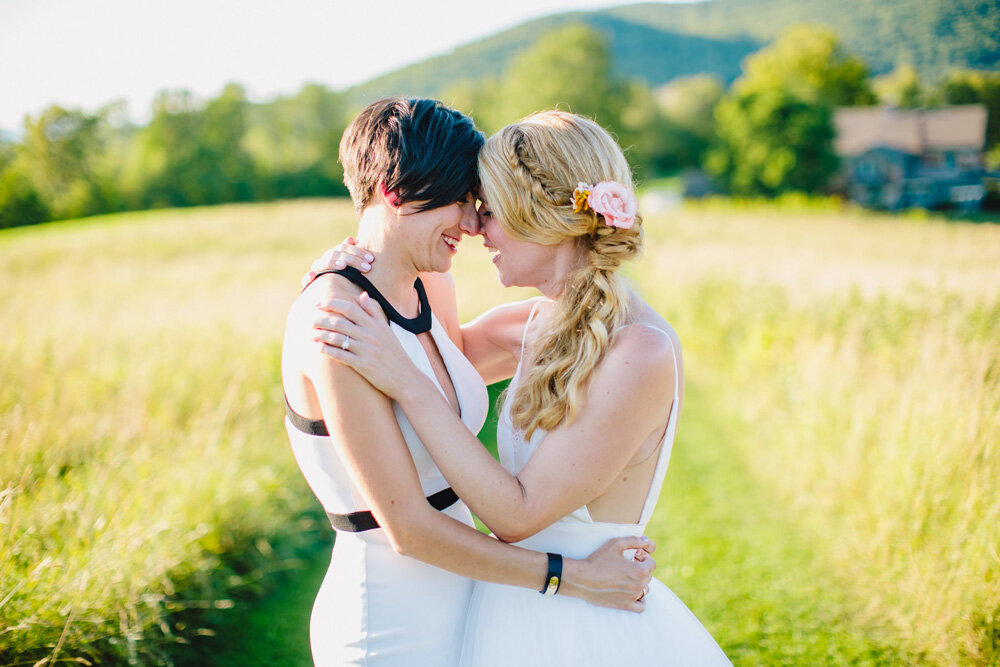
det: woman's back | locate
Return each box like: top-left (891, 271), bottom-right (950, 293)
top-left (461, 298), bottom-right (729, 667)
top-left (494, 296), bottom-right (681, 553)
top-left (284, 279), bottom-right (490, 665)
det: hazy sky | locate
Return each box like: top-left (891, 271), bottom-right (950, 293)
top-left (0, 0), bottom-right (691, 133)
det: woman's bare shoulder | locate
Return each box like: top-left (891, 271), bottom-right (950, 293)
top-left (602, 310), bottom-right (681, 392)
top-left (609, 323), bottom-right (675, 370)
top-left (621, 298), bottom-right (681, 361)
top-left (286, 274), bottom-right (362, 344)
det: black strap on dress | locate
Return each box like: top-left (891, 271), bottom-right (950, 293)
top-left (327, 488), bottom-right (460, 533)
top-left (284, 397), bottom-right (460, 532)
top-left (289, 266), bottom-right (452, 532)
top-left (309, 266), bottom-right (432, 334)
top-left (285, 395), bottom-right (329, 436)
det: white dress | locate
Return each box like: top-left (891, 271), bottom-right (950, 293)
top-left (287, 309), bottom-right (488, 666)
top-left (459, 314), bottom-right (731, 666)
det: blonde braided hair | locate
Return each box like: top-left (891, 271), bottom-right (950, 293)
top-left (478, 111), bottom-right (643, 438)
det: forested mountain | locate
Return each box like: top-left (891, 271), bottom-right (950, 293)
top-left (348, 0), bottom-right (1000, 104)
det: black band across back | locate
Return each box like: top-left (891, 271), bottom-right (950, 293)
top-left (291, 265), bottom-right (442, 534)
top-left (285, 397), bottom-right (458, 533)
top-left (285, 398), bottom-right (460, 533)
top-left (285, 395), bottom-right (329, 436)
top-left (327, 487), bottom-right (459, 533)
top-left (309, 266), bottom-right (432, 334)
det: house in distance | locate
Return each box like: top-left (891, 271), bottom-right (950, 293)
top-left (833, 105), bottom-right (991, 211)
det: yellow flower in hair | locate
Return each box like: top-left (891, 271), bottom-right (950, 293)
top-left (572, 182), bottom-right (592, 214)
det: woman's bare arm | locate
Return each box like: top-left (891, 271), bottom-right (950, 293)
top-left (315, 294), bottom-right (678, 543)
top-left (456, 298), bottom-right (540, 385)
top-left (288, 278), bottom-right (654, 609)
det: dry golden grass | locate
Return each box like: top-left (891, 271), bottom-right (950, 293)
top-left (2, 198), bottom-right (997, 664)
top-left (641, 201), bottom-right (1000, 303)
top-left (634, 202), bottom-right (1000, 665)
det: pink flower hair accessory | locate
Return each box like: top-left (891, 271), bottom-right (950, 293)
top-left (572, 181), bottom-right (638, 229)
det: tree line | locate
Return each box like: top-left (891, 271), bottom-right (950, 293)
top-left (0, 84), bottom-right (350, 229)
top-left (2, 23), bottom-right (999, 229)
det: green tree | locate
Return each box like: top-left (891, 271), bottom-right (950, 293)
top-left (135, 85), bottom-right (256, 208)
top-left (707, 87), bottom-right (838, 196)
top-left (244, 84), bottom-right (349, 198)
top-left (444, 23), bottom-right (671, 177)
top-left (20, 106), bottom-right (109, 219)
top-left (0, 140), bottom-right (48, 228)
top-left (615, 81), bottom-right (673, 179)
top-left (493, 24), bottom-right (627, 130)
top-left (874, 64), bottom-right (925, 108)
top-left (132, 90), bottom-right (204, 207)
top-left (654, 75), bottom-right (724, 169)
top-left (936, 69), bottom-right (1000, 152)
top-left (737, 24), bottom-right (877, 107)
top-left (706, 25), bottom-right (867, 196)
top-left (197, 83), bottom-right (257, 203)
top-left (444, 23), bottom-right (633, 135)
top-left (442, 77), bottom-right (503, 134)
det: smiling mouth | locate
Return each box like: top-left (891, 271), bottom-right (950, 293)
top-left (484, 243), bottom-right (499, 264)
top-left (442, 235), bottom-right (460, 253)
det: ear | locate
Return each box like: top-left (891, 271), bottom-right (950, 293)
top-left (379, 182), bottom-right (401, 208)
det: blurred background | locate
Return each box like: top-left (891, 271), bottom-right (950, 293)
top-left (1, 0), bottom-right (998, 665)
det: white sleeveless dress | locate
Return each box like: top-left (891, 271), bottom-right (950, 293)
top-left (459, 314), bottom-right (732, 666)
top-left (286, 311), bottom-right (488, 666)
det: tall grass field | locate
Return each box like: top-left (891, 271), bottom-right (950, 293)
top-left (1, 199), bottom-right (998, 665)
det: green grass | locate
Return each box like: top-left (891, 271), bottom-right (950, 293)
top-left (173, 542), bottom-right (332, 666)
top-left (2, 198), bottom-right (998, 665)
top-left (0, 201), bottom-right (352, 665)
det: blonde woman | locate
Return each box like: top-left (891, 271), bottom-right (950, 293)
top-left (312, 111), bottom-right (730, 664)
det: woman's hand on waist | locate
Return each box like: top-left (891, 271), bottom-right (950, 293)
top-left (560, 535), bottom-right (657, 613)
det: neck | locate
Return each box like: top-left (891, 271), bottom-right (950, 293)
top-left (538, 241), bottom-right (589, 300)
top-left (354, 206), bottom-right (421, 317)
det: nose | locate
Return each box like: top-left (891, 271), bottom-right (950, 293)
top-left (459, 204), bottom-right (481, 237)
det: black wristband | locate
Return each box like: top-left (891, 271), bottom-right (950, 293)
top-left (540, 552), bottom-right (562, 596)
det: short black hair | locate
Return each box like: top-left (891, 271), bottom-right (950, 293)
top-left (339, 97), bottom-right (484, 213)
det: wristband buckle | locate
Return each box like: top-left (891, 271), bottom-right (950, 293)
top-left (540, 552), bottom-right (562, 596)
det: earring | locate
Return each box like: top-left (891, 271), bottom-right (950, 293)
top-left (380, 182), bottom-right (400, 207)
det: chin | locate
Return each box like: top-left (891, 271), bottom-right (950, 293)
top-left (495, 269), bottom-right (516, 288)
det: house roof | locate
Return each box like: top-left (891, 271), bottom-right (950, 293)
top-left (833, 105), bottom-right (987, 157)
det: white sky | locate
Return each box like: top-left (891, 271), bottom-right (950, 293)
top-left (0, 0), bottom-right (691, 133)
